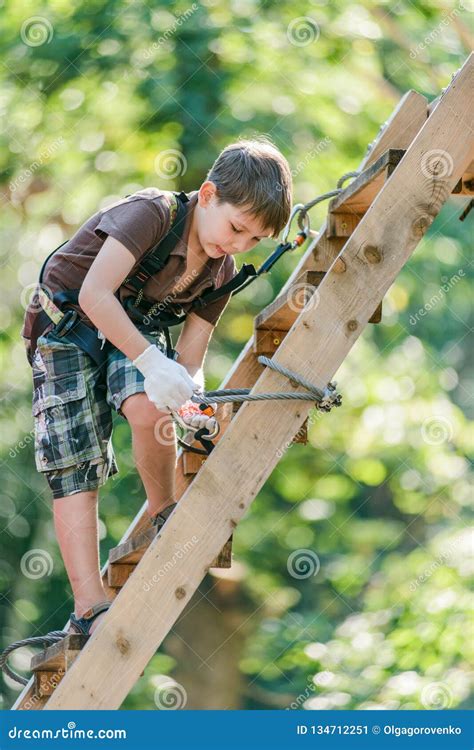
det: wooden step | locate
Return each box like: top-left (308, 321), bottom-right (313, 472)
top-left (30, 634), bottom-right (87, 697)
top-left (254, 270), bottom-right (324, 354)
top-left (452, 158), bottom-right (474, 195)
top-left (327, 149), bottom-right (405, 237)
top-left (108, 526), bottom-right (233, 588)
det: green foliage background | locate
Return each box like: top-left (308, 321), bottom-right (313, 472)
top-left (0, 0), bottom-right (472, 710)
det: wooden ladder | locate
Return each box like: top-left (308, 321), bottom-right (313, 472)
top-left (12, 53), bottom-right (473, 710)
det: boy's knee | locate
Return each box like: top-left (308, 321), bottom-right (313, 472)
top-left (121, 392), bottom-right (169, 430)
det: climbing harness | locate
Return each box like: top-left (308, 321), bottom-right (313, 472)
top-left (28, 170), bottom-right (362, 370)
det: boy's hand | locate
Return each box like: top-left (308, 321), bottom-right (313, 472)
top-left (133, 344), bottom-right (197, 411)
top-left (176, 399), bottom-right (218, 435)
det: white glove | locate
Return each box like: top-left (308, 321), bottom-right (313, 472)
top-left (133, 344), bottom-right (197, 411)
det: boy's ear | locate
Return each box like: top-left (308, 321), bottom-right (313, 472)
top-left (199, 180), bottom-right (219, 207)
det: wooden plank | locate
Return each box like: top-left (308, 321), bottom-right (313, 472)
top-left (368, 302), bottom-right (383, 324)
top-left (327, 212), bottom-right (363, 238)
top-left (254, 270), bottom-right (325, 332)
top-left (253, 328), bottom-right (289, 355)
top-left (329, 149), bottom-right (405, 216)
top-left (108, 563), bottom-right (136, 589)
top-left (31, 634), bottom-right (87, 673)
top-left (292, 418), bottom-right (308, 445)
top-left (11, 87), bottom-right (430, 712)
top-left (211, 537), bottom-right (232, 569)
top-left (361, 90), bottom-right (427, 168)
top-left (34, 669), bottom-right (65, 698)
top-left (41, 55), bottom-right (473, 711)
top-left (452, 157), bottom-right (474, 194)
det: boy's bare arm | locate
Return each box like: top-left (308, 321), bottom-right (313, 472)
top-left (78, 235), bottom-right (154, 361)
top-left (175, 312), bottom-right (214, 385)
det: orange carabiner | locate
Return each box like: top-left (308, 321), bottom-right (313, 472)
top-left (198, 403), bottom-right (215, 417)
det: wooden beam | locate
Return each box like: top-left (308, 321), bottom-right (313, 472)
top-left (12, 85), bottom-right (431, 712)
top-left (40, 55), bottom-right (473, 711)
top-left (361, 90), bottom-right (427, 169)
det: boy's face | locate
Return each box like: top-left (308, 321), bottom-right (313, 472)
top-left (192, 181), bottom-right (272, 260)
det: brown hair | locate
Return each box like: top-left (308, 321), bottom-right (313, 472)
top-left (206, 136), bottom-right (293, 239)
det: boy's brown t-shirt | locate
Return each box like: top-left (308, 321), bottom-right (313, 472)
top-left (22, 187), bottom-right (237, 343)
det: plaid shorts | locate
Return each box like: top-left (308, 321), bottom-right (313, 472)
top-left (31, 327), bottom-right (168, 499)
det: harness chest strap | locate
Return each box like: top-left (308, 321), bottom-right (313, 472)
top-left (29, 190), bottom-right (189, 364)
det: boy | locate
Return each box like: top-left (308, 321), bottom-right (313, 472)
top-left (22, 137), bottom-right (293, 636)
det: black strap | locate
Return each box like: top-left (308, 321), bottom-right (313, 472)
top-left (125, 191), bottom-right (190, 294)
top-left (189, 263), bottom-right (258, 311)
top-left (28, 192), bottom-right (189, 362)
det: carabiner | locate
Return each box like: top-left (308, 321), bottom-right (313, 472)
top-left (281, 204), bottom-right (311, 244)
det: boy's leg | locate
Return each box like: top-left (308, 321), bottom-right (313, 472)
top-left (120, 393), bottom-right (177, 519)
top-left (53, 489), bottom-right (110, 635)
top-left (31, 331), bottom-right (119, 635)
